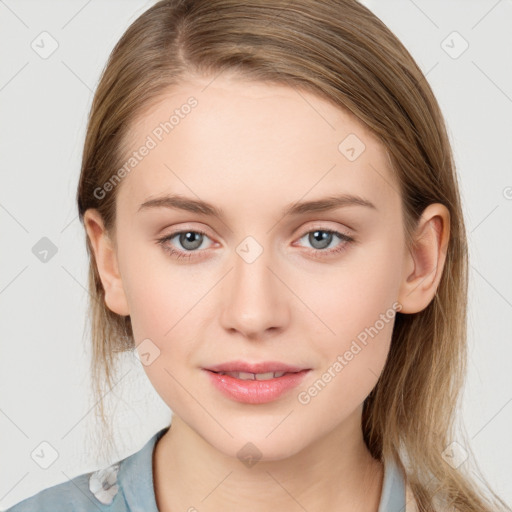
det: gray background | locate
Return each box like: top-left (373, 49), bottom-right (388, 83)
top-left (1, 0), bottom-right (511, 509)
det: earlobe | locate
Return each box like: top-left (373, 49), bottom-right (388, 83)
top-left (83, 209), bottom-right (130, 316)
top-left (397, 203), bottom-right (450, 314)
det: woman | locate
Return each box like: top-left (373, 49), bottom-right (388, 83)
top-left (6, 1), bottom-right (510, 511)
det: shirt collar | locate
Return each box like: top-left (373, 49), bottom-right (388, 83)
top-left (378, 455), bottom-right (406, 512)
top-left (119, 426), bottom-right (406, 512)
top-left (118, 426), bottom-right (169, 511)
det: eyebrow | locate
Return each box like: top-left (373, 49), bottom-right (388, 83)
top-left (137, 193), bottom-right (377, 218)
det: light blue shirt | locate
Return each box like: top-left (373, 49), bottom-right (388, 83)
top-left (5, 426), bottom-right (406, 511)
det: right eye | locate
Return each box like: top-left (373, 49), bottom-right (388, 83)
top-left (157, 229), bottom-right (214, 260)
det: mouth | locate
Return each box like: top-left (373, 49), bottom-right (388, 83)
top-left (203, 363), bottom-right (311, 404)
top-left (207, 370), bottom-right (303, 380)
top-left (204, 360), bottom-right (309, 375)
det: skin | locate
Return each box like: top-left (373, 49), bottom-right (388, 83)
top-left (84, 73), bottom-right (450, 512)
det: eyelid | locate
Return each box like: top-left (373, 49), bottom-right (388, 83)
top-left (295, 220), bottom-right (354, 239)
top-left (157, 221), bottom-right (355, 262)
top-left (159, 223), bottom-right (215, 241)
top-left (159, 220), bottom-right (353, 244)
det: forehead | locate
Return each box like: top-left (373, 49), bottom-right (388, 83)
top-left (116, 75), bottom-right (399, 217)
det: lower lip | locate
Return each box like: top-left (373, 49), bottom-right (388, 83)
top-left (204, 369), bottom-right (310, 404)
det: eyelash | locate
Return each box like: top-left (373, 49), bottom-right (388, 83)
top-left (157, 227), bottom-right (355, 261)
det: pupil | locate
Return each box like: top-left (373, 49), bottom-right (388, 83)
top-left (310, 230), bottom-right (331, 249)
top-left (181, 232), bottom-right (202, 250)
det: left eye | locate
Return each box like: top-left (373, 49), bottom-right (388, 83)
top-left (296, 229), bottom-right (351, 251)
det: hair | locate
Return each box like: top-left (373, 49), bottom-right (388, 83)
top-left (76, 1), bottom-right (510, 510)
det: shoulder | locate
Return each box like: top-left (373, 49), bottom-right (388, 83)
top-left (405, 481), bottom-right (452, 512)
top-left (4, 427), bottom-right (169, 512)
top-left (405, 481), bottom-right (419, 512)
top-left (4, 462), bottom-right (124, 512)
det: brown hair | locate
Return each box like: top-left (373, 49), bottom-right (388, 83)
top-left (76, 1), bottom-right (510, 510)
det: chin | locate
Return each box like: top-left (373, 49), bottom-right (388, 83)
top-left (204, 428), bottom-right (310, 465)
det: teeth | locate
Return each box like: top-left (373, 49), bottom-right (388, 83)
top-left (218, 371), bottom-right (287, 380)
top-left (255, 371), bottom-right (286, 380)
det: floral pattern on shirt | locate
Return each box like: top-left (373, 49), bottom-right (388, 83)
top-left (88, 462), bottom-right (121, 505)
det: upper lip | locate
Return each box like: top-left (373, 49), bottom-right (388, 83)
top-left (205, 360), bottom-right (309, 374)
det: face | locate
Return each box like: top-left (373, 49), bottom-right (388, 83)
top-left (93, 74), bottom-right (410, 460)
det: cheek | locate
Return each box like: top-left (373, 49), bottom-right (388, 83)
top-left (294, 239), bottom-right (400, 395)
top-left (125, 261), bottom-right (200, 409)
top-left (298, 237), bottom-right (401, 340)
top-left (118, 232), bottom-right (192, 340)
top-left (118, 242), bottom-right (206, 391)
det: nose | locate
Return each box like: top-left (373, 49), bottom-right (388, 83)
top-left (219, 241), bottom-right (290, 340)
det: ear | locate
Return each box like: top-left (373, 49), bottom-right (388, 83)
top-left (397, 203), bottom-right (450, 314)
top-left (83, 209), bottom-right (130, 316)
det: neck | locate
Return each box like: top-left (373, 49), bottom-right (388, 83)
top-left (153, 407), bottom-right (384, 512)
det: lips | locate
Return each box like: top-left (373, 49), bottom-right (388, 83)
top-left (203, 360), bottom-right (311, 403)
top-left (215, 370), bottom-right (287, 380)
top-left (205, 360), bottom-right (308, 375)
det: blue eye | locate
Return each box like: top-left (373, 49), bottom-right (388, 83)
top-left (294, 229), bottom-right (354, 259)
top-left (298, 229), bottom-right (349, 250)
top-left (157, 229), bottom-right (212, 260)
top-left (157, 227), bottom-right (354, 261)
